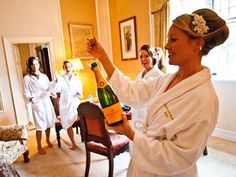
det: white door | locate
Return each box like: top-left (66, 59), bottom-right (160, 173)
top-left (12, 44), bottom-right (29, 125)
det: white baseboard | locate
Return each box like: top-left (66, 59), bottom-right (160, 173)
top-left (212, 128), bottom-right (236, 142)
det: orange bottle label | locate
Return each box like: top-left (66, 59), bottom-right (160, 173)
top-left (102, 103), bottom-right (123, 125)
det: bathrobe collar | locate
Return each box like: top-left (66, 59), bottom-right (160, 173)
top-left (148, 67), bottom-right (211, 117)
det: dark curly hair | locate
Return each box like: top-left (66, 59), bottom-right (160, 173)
top-left (140, 44), bottom-right (157, 66)
top-left (26, 56), bottom-right (39, 73)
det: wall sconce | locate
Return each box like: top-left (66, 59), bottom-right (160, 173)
top-left (67, 58), bottom-right (84, 75)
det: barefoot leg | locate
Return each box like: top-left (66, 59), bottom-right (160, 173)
top-left (67, 127), bottom-right (76, 150)
top-left (36, 131), bottom-right (46, 154)
top-left (45, 128), bottom-right (53, 148)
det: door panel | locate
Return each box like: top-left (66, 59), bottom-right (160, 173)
top-left (12, 44), bottom-right (29, 125)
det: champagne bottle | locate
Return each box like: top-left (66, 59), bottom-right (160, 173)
top-left (91, 62), bottom-right (123, 126)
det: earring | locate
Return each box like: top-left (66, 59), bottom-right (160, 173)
top-left (200, 46), bottom-right (202, 51)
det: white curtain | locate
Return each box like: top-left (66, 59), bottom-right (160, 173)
top-left (151, 0), bottom-right (170, 60)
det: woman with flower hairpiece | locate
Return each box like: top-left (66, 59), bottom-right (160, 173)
top-left (87, 8), bottom-right (229, 177)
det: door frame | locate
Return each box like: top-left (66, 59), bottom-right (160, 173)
top-left (3, 36), bottom-right (56, 125)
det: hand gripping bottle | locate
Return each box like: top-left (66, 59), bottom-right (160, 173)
top-left (91, 62), bottom-right (123, 126)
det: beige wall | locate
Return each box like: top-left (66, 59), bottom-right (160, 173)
top-left (0, 0), bottom-right (65, 125)
top-left (213, 81), bottom-right (236, 141)
top-left (109, 0), bottom-right (151, 80)
top-left (60, 0), bottom-right (97, 59)
top-left (59, 0), bottom-right (151, 97)
top-left (60, 0), bottom-right (98, 99)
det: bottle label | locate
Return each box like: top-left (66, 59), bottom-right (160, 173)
top-left (102, 102), bottom-right (123, 125)
top-left (98, 81), bottom-right (105, 88)
top-left (94, 69), bottom-right (106, 88)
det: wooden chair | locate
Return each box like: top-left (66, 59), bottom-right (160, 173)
top-left (77, 101), bottom-right (129, 177)
top-left (52, 93), bottom-right (81, 148)
top-left (55, 119), bottom-right (81, 148)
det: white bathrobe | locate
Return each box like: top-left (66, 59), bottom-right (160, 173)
top-left (109, 67), bottom-right (218, 177)
top-left (53, 74), bottom-right (83, 129)
top-left (130, 66), bottom-right (163, 131)
top-left (23, 73), bottom-right (55, 131)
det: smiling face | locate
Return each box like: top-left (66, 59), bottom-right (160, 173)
top-left (139, 49), bottom-right (153, 70)
top-left (165, 24), bottom-right (198, 67)
top-left (63, 62), bottom-right (73, 75)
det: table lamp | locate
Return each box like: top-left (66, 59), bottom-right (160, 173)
top-left (67, 58), bottom-right (84, 75)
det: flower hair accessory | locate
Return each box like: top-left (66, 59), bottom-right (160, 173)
top-left (190, 13), bottom-right (209, 35)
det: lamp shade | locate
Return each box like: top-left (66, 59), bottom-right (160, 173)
top-left (67, 58), bottom-right (84, 76)
top-left (68, 58), bottom-right (84, 70)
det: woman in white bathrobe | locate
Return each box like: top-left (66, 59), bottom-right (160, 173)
top-left (23, 56), bottom-right (56, 154)
top-left (130, 45), bottom-right (163, 132)
top-left (53, 61), bottom-right (83, 150)
top-left (87, 9), bottom-right (229, 177)
top-left (155, 47), bottom-right (167, 74)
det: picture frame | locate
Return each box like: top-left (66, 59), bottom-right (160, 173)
top-left (119, 16), bottom-right (138, 60)
top-left (69, 24), bottom-right (93, 59)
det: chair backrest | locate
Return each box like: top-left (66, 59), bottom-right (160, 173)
top-left (77, 101), bottom-right (112, 148)
top-left (51, 92), bottom-right (60, 116)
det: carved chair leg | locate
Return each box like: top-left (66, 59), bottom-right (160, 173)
top-left (85, 150), bottom-right (91, 177)
top-left (203, 146), bottom-right (208, 156)
top-left (23, 150), bottom-right (30, 163)
top-left (55, 126), bottom-right (61, 148)
top-left (108, 156), bottom-right (114, 177)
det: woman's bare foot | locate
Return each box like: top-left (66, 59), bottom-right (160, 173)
top-left (38, 147), bottom-right (46, 154)
top-left (46, 140), bottom-right (53, 148)
top-left (69, 144), bottom-right (77, 150)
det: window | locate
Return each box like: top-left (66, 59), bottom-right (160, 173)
top-left (168, 0), bottom-right (235, 80)
top-left (203, 0), bottom-right (236, 80)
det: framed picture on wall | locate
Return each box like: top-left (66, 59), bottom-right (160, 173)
top-left (119, 16), bottom-right (138, 60)
top-left (69, 24), bottom-right (93, 59)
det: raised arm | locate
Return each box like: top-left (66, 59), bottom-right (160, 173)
top-left (87, 37), bottom-right (115, 79)
top-left (87, 37), bottom-right (135, 140)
